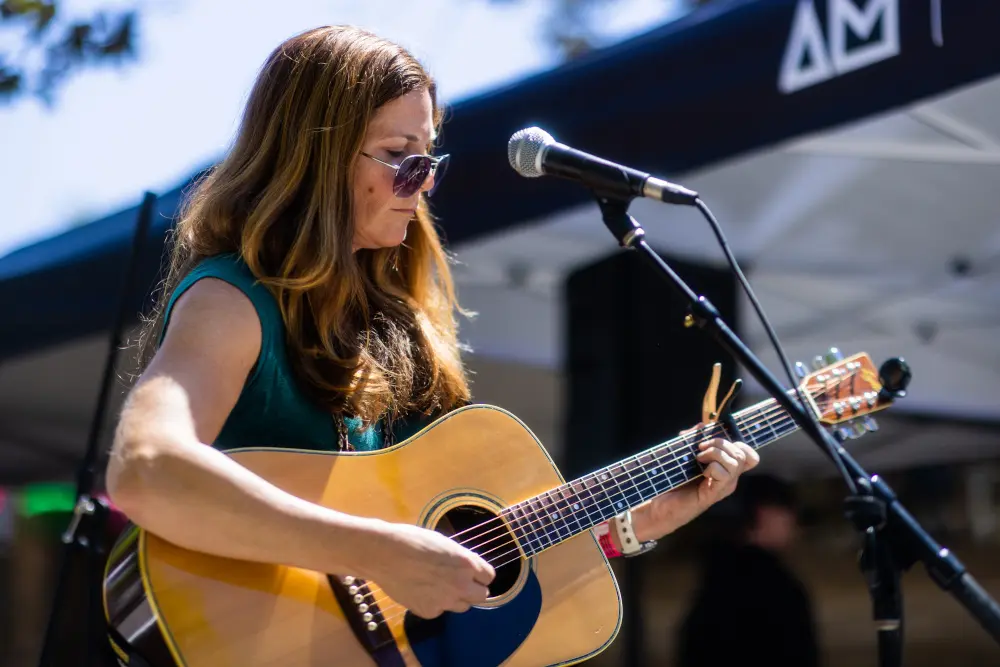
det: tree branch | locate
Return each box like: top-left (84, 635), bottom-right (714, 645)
top-left (0, 1), bottom-right (138, 106)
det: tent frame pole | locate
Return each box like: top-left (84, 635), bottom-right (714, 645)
top-left (36, 191), bottom-right (157, 667)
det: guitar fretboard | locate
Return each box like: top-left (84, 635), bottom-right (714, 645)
top-left (501, 395), bottom-right (803, 557)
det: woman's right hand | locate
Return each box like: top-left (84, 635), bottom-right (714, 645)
top-left (360, 521), bottom-right (496, 619)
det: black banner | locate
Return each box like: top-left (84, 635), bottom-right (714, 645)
top-left (433, 0), bottom-right (1000, 243)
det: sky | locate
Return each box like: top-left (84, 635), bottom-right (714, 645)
top-left (0, 0), bottom-right (683, 258)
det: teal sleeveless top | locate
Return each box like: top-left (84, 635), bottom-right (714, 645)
top-left (160, 253), bottom-right (428, 452)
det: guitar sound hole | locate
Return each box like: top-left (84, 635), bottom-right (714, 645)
top-left (434, 505), bottom-right (523, 599)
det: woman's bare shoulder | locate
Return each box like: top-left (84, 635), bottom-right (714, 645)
top-left (126, 277), bottom-right (264, 445)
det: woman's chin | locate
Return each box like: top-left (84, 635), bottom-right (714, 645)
top-left (387, 221), bottom-right (409, 247)
top-left (369, 230), bottom-right (407, 251)
top-left (354, 219), bottom-right (410, 250)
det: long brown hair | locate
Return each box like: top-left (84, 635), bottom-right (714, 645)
top-left (135, 25), bottom-right (471, 425)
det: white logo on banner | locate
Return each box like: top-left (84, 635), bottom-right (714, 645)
top-left (779, 0), bottom-right (900, 94)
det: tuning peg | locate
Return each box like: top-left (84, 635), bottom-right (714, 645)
top-left (852, 420), bottom-right (868, 438)
top-left (812, 355), bottom-right (826, 370)
top-left (863, 416), bottom-right (879, 432)
top-left (837, 425), bottom-right (853, 441)
top-left (795, 362), bottom-right (808, 378)
top-left (825, 347), bottom-right (844, 363)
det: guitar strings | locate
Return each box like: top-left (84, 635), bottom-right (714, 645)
top-left (367, 410), bottom-right (818, 628)
top-left (457, 400), bottom-right (797, 557)
top-left (475, 386), bottom-right (850, 565)
top-left (444, 377), bottom-right (851, 560)
top-left (362, 382), bottom-right (858, 624)
top-left (369, 392), bottom-right (835, 626)
top-left (358, 379), bottom-right (852, 617)
top-left (448, 378), bottom-right (848, 551)
top-left (352, 382), bottom-right (847, 616)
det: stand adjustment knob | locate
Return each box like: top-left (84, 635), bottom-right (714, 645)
top-left (879, 357), bottom-right (912, 401)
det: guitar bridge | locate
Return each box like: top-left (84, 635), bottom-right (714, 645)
top-left (327, 575), bottom-right (405, 666)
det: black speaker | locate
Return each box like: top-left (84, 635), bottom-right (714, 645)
top-left (561, 249), bottom-right (741, 482)
top-left (562, 249), bottom-right (742, 667)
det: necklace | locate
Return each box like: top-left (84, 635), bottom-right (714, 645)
top-left (335, 416), bottom-right (354, 452)
top-left (335, 414), bottom-right (395, 451)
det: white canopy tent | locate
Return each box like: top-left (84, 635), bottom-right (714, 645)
top-left (449, 74), bottom-right (1000, 476)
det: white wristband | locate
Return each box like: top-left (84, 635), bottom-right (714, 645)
top-left (614, 510), bottom-right (656, 557)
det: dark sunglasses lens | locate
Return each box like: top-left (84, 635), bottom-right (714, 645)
top-left (394, 155), bottom-right (431, 198)
top-left (427, 154), bottom-right (449, 195)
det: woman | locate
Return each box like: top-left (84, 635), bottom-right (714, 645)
top-left (106, 25), bottom-right (758, 624)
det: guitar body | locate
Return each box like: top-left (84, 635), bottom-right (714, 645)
top-left (104, 405), bottom-right (622, 667)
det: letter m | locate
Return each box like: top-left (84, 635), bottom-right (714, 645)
top-left (779, 0), bottom-right (899, 95)
top-left (830, 0), bottom-right (899, 75)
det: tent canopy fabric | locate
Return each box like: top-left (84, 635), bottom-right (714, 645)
top-left (3, 0), bottom-right (1000, 484)
top-left (4, 0), bottom-right (999, 360)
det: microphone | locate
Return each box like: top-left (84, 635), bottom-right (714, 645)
top-left (507, 127), bottom-right (699, 206)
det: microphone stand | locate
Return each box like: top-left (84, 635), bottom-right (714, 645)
top-left (36, 191), bottom-right (157, 667)
top-left (591, 193), bottom-right (1000, 667)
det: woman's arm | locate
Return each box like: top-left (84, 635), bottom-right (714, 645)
top-left (106, 278), bottom-right (382, 577)
top-left (106, 278), bottom-right (495, 620)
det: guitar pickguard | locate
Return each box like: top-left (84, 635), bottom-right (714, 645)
top-left (330, 568), bottom-right (542, 667)
top-left (404, 568), bottom-right (542, 667)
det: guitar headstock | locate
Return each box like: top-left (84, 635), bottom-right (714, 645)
top-left (795, 349), bottom-right (911, 440)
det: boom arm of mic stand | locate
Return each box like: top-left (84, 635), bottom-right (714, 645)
top-left (591, 193), bottom-right (1000, 659)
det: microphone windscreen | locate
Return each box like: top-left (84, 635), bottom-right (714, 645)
top-left (507, 126), bottom-right (553, 178)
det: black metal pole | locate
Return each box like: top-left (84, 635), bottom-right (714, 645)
top-left (36, 191), bottom-right (157, 667)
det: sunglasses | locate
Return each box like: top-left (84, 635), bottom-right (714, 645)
top-left (361, 151), bottom-right (450, 198)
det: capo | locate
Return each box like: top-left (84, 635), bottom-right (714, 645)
top-left (701, 363), bottom-right (744, 442)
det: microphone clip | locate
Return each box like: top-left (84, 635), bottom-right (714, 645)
top-left (592, 193), bottom-right (645, 249)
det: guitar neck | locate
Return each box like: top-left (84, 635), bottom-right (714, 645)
top-left (502, 390), bottom-right (810, 557)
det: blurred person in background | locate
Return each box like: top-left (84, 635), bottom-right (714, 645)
top-left (675, 473), bottom-right (820, 667)
top-left (104, 22), bottom-right (759, 655)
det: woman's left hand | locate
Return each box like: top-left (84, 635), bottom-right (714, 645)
top-left (631, 437), bottom-right (759, 543)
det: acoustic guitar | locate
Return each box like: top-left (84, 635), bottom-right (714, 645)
top-left (103, 351), bottom-right (905, 667)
